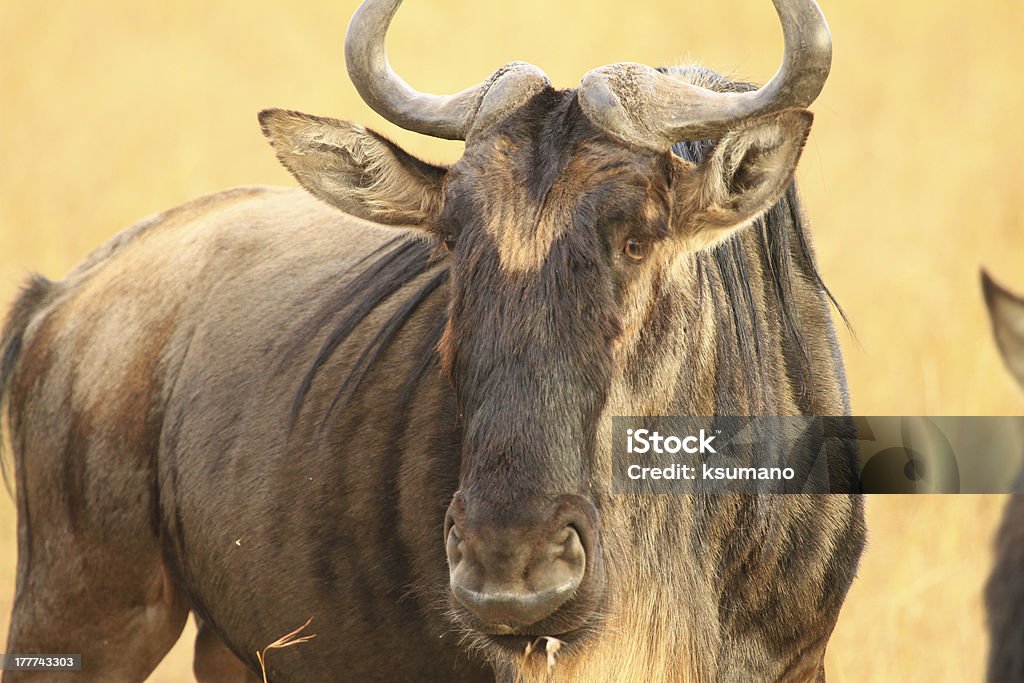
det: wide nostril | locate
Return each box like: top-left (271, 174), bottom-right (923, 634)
top-left (547, 525), bottom-right (584, 565)
top-left (448, 525), bottom-right (586, 627)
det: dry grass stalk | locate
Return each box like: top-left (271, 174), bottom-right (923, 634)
top-left (255, 616), bottom-right (316, 683)
top-left (515, 636), bottom-right (565, 682)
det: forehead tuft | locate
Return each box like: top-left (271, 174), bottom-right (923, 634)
top-left (449, 90), bottom-right (670, 273)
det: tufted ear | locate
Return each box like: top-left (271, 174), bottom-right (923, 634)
top-left (983, 270), bottom-right (1024, 391)
top-left (259, 108), bottom-right (446, 227)
top-left (672, 109), bottom-right (812, 251)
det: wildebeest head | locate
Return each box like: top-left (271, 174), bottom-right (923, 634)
top-left (260, 0), bottom-right (830, 656)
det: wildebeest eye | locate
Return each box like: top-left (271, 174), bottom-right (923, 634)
top-left (622, 237), bottom-right (648, 262)
top-left (443, 233), bottom-right (457, 252)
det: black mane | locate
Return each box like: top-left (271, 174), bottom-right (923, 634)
top-left (289, 236), bottom-right (447, 429)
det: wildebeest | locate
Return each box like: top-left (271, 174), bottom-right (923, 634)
top-left (982, 270), bottom-right (1024, 683)
top-left (0, 0), bottom-right (865, 680)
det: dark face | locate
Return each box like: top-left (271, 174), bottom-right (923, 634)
top-left (436, 91), bottom-right (676, 647)
top-left (261, 85), bottom-right (813, 656)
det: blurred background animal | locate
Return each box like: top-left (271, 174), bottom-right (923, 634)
top-left (982, 270), bottom-right (1024, 683)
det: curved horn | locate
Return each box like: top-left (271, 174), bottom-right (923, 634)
top-left (345, 0), bottom-right (549, 140)
top-left (577, 0), bottom-right (832, 150)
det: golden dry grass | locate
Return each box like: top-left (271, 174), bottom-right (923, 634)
top-left (0, 1), bottom-right (1022, 681)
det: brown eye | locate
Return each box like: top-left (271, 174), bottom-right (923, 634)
top-left (623, 237), bottom-right (648, 262)
top-left (443, 233), bottom-right (457, 251)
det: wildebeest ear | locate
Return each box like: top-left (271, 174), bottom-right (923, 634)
top-left (672, 109), bottom-right (812, 251)
top-left (259, 108), bottom-right (446, 227)
top-left (982, 270), bottom-right (1024, 391)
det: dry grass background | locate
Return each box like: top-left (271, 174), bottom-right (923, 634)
top-left (0, 1), bottom-right (1022, 680)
